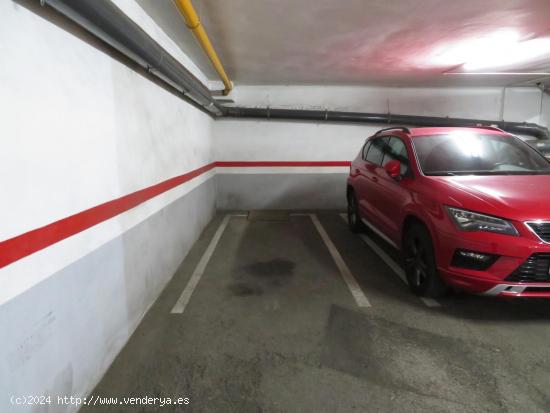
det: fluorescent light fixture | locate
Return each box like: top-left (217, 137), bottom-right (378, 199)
top-left (425, 29), bottom-right (550, 71)
top-left (427, 29), bottom-right (519, 67)
top-left (463, 37), bottom-right (550, 71)
top-left (444, 72), bottom-right (550, 75)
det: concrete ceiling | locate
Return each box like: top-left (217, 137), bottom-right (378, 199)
top-left (136, 0), bottom-right (550, 88)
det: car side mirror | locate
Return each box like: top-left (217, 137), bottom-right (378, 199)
top-left (384, 160), bottom-right (402, 180)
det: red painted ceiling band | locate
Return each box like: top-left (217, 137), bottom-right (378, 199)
top-left (0, 160), bottom-right (350, 269)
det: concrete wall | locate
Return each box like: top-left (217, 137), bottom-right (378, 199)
top-left (0, 2), bottom-right (215, 412)
top-left (214, 85), bottom-right (547, 210)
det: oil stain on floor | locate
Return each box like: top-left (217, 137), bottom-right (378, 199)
top-left (229, 258), bottom-right (295, 297)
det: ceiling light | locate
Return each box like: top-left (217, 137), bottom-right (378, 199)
top-left (463, 37), bottom-right (550, 71)
top-left (425, 29), bottom-right (550, 71)
top-left (444, 72), bottom-right (550, 75)
top-left (427, 29), bottom-right (520, 67)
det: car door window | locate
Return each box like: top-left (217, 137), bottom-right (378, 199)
top-left (382, 137), bottom-right (410, 176)
top-left (362, 140), bottom-right (372, 160)
top-left (366, 137), bottom-right (388, 165)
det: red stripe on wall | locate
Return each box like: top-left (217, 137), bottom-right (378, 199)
top-left (0, 160), bottom-right (350, 269)
top-left (0, 162), bottom-right (216, 269)
top-left (217, 161), bottom-right (351, 167)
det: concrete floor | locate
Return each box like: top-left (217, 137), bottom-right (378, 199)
top-left (82, 212), bottom-right (550, 412)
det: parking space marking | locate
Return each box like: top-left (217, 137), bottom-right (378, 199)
top-left (311, 214), bottom-right (371, 307)
top-left (339, 214), bottom-right (440, 307)
top-left (418, 296), bottom-right (441, 307)
top-left (171, 215), bottom-right (232, 314)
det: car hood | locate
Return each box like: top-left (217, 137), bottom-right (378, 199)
top-left (429, 175), bottom-right (550, 221)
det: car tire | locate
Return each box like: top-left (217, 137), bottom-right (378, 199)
top-left (347, 191), bottom-right (364, 233)
top-left (403, 223), bottom-right (449, 298)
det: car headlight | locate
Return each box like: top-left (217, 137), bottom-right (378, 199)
top-left (446, 207), bottom-right (519, 236)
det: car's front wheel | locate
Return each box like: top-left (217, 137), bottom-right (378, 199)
top-left (403, 223), bottom-right (449, 298)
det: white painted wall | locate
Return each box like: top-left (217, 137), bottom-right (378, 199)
top-left (215, 120), bottom-right (367, 162)
top-left (230, 85), bottom-right (544, 120)
top-left (217, 85), bottom-right (547, 161)
top-left (0, 2), bottom-right (215, 412)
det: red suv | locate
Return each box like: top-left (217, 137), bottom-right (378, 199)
top-left (346, 126), bottom-right (550, 298)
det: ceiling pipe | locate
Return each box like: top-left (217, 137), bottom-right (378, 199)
top-left (173, 0), bottom-right (233, 96)
top-left (41, 0), bottom-right (224, 115)
top-left (223, 107), bottom-right (550, 140)
top-left (38, 0), bottom-right (550, 140)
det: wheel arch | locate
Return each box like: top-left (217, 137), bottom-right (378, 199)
top-left (401, 214), bottom-right (434, 249)
top-left (346, 184), bottom-right (355, 200)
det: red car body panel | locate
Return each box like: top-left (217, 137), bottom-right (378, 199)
top-left (347, 127), bottom-right (550, 297)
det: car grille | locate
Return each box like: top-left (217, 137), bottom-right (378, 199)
top-left (506, 254), bottom-right (550, 282)
top-left (526, 222), bottom-right (550, 243)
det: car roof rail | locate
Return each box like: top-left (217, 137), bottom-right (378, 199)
top-left (463, 124), bottom-right (506, 133)
top-left (375, 126), bottom-right (411, 135)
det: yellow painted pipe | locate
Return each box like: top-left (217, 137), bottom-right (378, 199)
top-left (174, 0), bottom-right (233, 95)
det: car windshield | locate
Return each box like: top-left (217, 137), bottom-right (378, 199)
top-left (413, 132), bottom-right (550, 176)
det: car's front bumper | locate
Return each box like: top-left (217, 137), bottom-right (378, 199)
top-left (438, 269), bottom-right (550, 297)
top-left (436, 227), bottom-right (550, 297)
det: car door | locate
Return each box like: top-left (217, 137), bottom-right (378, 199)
top-left (353, 139), bottom-right (371, 214)
top-left (356, 136), bottom-right (388, 228)
top-left (374, 136), bottom-right (414, 243)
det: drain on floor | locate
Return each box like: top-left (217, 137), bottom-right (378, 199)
top-left (247, 210), bottom-right (289, 221)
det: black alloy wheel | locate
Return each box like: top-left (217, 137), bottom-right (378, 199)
top-left (404, 223), bottom-right (449, 297)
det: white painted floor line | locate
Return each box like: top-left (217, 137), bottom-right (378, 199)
top-left (310, 214), bottom-right (371, 307)
top-left (171, 215), bottom-right (232, 314)
top-left (338, 214), bottom-right (440, 308)
top-left (419, 297), bottom-right (441, 307)
top-left (359, 233), bottom-right (407, 283)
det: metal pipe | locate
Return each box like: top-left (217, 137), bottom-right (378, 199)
top-left (42, 0), bottom-right (224, 114)
top-left (173, 0), bottom-right (232, 95)
top-left (223, 107), bottom-right (550, 140)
